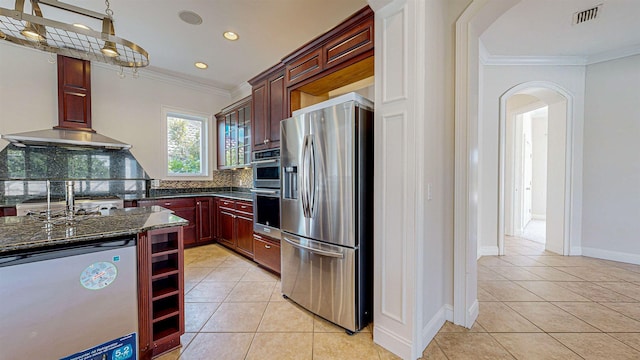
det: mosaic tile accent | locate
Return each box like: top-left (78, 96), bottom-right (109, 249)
top-left (232, 168), bottom-right (253, 188)
top-left (154, 168), bottom-right (253, 190)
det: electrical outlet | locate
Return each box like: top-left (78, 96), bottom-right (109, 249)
top-left (151, 179), bottom-right (160, 187)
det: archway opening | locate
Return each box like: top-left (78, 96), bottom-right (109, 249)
top-left (498, 84), bottom-right (571, 257)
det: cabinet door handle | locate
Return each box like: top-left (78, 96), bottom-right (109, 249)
top-left (264, 244), bottom-right (271, 249)
top-left (263, 139), bottom-right (270, 144)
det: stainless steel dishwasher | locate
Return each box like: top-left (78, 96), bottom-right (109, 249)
top-left (0, 236), bottom-right (138, 360)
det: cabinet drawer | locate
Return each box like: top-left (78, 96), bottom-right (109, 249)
top-left (323, 19), bottom-right (373, 69)
top-left (235, 201), bottom-right (253, 213)
top-left (139, 197), bottom-right (194, 209)
top-left (253, 234), bottom-right (281, 274)
top-left (218, 198), bottom-right (236, 210)
top-left (286, 48), bottom-right (324, 86)
top-left (157, 198), bottom-right (195, 209)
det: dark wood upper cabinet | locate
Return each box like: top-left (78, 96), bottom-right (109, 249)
top-left (282, 6), bottom-right (374, 90)
top-left (215, 96), bottom-right (252, 169)
top-left (323, 18), bottom-right (373, 70)
top-left (56, 55), bottom-right (93, 132)
top-left (285, 49), bottom-right (323, 87)
top-left (249, 63), bottom-right (286, 151)
top-left (250, 6), bottom-right (374, 117)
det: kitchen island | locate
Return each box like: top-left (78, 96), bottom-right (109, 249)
top-left (0, 206), bottom-right (188, 359)
top-left (0, 205), bottom-right (187, 254)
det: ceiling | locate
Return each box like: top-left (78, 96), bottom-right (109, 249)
top-left (481, 0), bottom-right (640, 58)
top-left (0, 0), bottom-right (368, 91)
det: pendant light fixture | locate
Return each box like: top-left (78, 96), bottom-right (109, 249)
top-left (0, 0), bottom-right (149, 68)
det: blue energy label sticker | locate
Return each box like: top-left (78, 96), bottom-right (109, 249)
top-left (59, 332), bottom-right (137, 360)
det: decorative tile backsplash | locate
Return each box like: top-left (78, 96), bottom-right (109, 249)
top-left (153, 168), bottom-right (252, 189)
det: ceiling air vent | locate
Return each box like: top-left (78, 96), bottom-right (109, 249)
top-left (573, 4), bottom-right (602, 25)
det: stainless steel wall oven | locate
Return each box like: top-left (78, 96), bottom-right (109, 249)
top-left (251, 149), bottom-right (281, 239)
top-left (252, 149), bottom-right (280, 189)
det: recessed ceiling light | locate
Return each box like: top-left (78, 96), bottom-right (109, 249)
top-left (179, 10), bottom-right (203, 25)
top-left (72, 23), bottom-right (91, 31)
top-left (223, 31), bottom-right (239, 41)
top-left (195, 62), bottom-right (208, 69)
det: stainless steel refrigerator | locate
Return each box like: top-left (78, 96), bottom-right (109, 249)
top-left (280, 92), bottom-right (373, 333)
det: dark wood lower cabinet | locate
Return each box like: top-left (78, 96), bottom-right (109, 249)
top-left (138, 226), bottom-right (184, 359)
top-left (218, 206), bottom-right (236, 248)
top-left (253, 233), bottom-right (281, 274)
top-left (215, 198), bottom-right (254, 258)
top-left (196, 197), bottom-right (213, 243)
top-left (235, 212), bottom-right (254, 257)
top-left (0, 207), bottom-right (16, 217)
top-left (138, 197), bottom-right (215, 247)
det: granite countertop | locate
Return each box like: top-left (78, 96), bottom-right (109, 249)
top-left (0, 190), bottom-right (253, 209)
top-left (0, 206), bottom-right (188, 254)
top-left (139, 190), bottom-right (253, 202)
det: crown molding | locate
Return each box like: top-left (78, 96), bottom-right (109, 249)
top-left (230, 82), bottom-right (252, 102)
top-left (1, 41), bottom-right (232, 97)
top-left (482, 55), bottom-right (587, 66)
top-left (105, 64), bottom-right (231, 97)
top-left (586, 43), bottom-right (640, 65)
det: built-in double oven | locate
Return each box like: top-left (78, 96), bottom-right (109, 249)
top-left (251, 149), bottom-right (281, 239)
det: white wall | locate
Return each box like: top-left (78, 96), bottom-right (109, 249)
top-left (504, 95), bottom-right (541, 235)
top-left (545, 100), bottom-right (566, 254)
top-left (0, 44), bottom-right (232, 179)
top-left (582, 54), bottom-right (640, 263)
top-left (370, 0), bottom-right (469, 357)
top-left (479, 64), bottom-right (585, 253)
top-left (531, 111), bottom-right (547, 219)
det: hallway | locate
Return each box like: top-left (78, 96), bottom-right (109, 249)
top-left (424, 236), bottom-right (640, 359)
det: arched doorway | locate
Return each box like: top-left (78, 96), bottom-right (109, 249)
top-left (453, 1), bottom-right (585, 328)
top-left (498, 83), bottom-right (573, 257)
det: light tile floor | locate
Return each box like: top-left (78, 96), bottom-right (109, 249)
top-left (158, 237), bottom-right (640, 359)
top-left (156, 243), bottom-right (396, 360)
top-left (425, 236), bottom-right (640, 360)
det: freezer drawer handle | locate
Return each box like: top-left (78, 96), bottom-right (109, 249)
top-left (250, 188), bottom-right (278, 195)
top-left (251, 158), bottom-right (277, 165)
top-left (283, 237), bottom-right (344, 259)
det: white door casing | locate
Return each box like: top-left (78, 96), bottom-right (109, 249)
top-left (497, 81), bottom-right (574, 256)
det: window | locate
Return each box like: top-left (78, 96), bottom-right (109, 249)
top-left (162, 107), bottom-right (210, 178)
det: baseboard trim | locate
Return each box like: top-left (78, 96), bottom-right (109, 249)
top-left (373, 324), bottom-right (413, 360)
top-left (478, 246), bottom-right (499, 258)
top-left (570, 246), bottom-right (583, 256)
top-left (467, 299), bottom-right (479, 328)
top-left (582, 247), bottom-right (640, 265)
top-left (420, 305), bottom-right (449, 352)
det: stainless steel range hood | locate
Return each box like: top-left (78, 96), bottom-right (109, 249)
top-left (1, 128), bottom-right (132, 150)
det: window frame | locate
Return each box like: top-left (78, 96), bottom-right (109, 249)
top-left (161, 106), bottom-right (211, 180)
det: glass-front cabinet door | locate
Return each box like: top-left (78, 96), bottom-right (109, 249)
top-left (216, 96), bottom-right (251, 169)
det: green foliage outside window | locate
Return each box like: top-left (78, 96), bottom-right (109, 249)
top-left (167, 116), bottom-right (203, 175)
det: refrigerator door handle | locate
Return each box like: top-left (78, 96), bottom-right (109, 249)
top-left (307, 134), bottom-right (316, 217)
top-left (283, 236), bottom-right (344, 259)
top-left (300, 136), bottom-right (307, 217)
top-left (301, 135), bottom-right (313, 218)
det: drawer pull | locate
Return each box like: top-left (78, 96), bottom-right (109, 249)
top-left (264, 244), bottom-right (271, 249)
top-left (164, 202), bottom-right (171, 206)
top-left (241, 205), bottom-right (247, 209)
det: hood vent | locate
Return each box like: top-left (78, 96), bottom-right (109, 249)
top-left (573, 4), bottom-right (602, 25)
top-left (1, 56), bottom-right (132, 150)
top-left (1, 129), bottom-right (131, 150)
